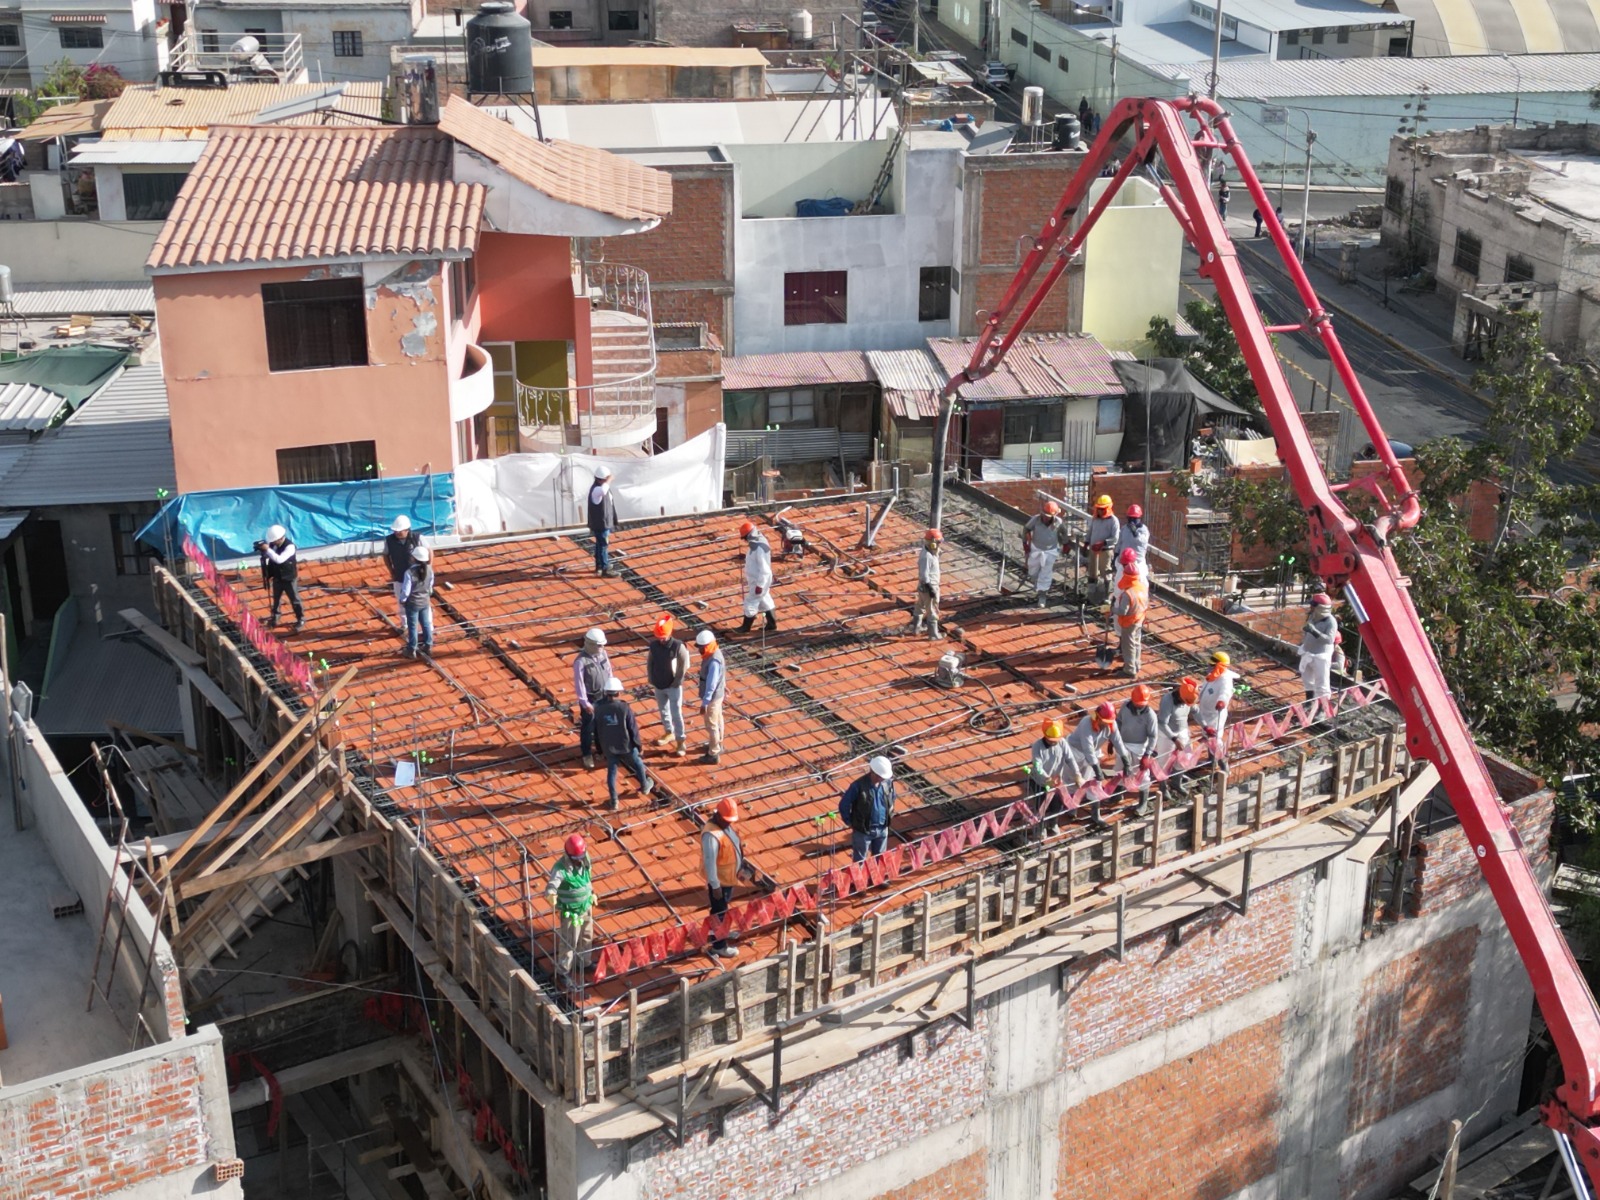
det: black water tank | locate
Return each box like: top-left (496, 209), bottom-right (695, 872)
top-left (466, 0), bottom-right (533, 95)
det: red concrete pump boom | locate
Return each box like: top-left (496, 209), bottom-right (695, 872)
top-left (927, 95), bottom-right (1600, 1191)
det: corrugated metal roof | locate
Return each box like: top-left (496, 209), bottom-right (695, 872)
top-left (0, 382), bottom-right (70, 431)
top-left (1222, 0), bottom-right (1409, 32)
top-left (866, 348), bottom-right (945, 419)
top-left (722, 350), bottom-right (875, 390)
top-left (36, 628), bottom-right (181, 736)
top-left (17, 98), bottom-right (114, 141)
top-left (101, 80), bottom-right (385, 133)
top-left (926, 334), bottom-right (1125, 400)
top-left (0, 365), bottom-right (173, 505)
top-left (1153, 51), bottom-right (1600, 97)
top-left (9, 281), bottom-right (154, 316)
top-left (0, 509), bottom-right (27, 540)
top-left (70, 140), bottom-right (207, 165)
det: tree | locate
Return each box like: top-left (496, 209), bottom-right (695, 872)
top-left (82, 64), bottom-right (128, 100)
top-left (37, 59), bottom-right (85, 98)
top-left (1148, 299), bottom-right (1264, 413)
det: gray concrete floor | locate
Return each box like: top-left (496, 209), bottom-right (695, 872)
top-left (0, 814), bottom-right (130, 1088)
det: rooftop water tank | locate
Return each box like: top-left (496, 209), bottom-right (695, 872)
top-left (466, 0), bottom-right (533, 96)
top-left (789, 8), bottom-right (813, 43)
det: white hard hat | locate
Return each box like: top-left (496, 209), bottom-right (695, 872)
top-left (594, 465), bottom-right (613, 480)
top-left (585, 627), bottom-right (607, 645)
top-left (869, 755), bottom-right (893, 780)
top-left (413, 545), bottom-right (432, 562)
top-left (392, 515), bottom-right (412, 533)
top-left (603, 676), bottom-right (624, 693)
top-left (695, 629), bottom-right (716, 646)
top-left (266, 524), bottom-right (286, 542)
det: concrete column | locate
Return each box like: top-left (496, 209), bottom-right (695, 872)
top-left (545, 1100), bottom-right (638, 1200)
top-left (986, 972), bottom-right (1061, 1197)
top-left (334, 860), bottom-right (383, 978)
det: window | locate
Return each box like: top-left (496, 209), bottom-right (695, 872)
top-left (1096, 395), bottom-right (1124, 434)
top-left (1010, 27), bottom-right (1028, 45)
top-left (1336, 26), bottom-right (1349, 42)
top-left (1003, 403), bottom-right (1064, 444)
top-left (59, 25), bottom-right (103, 48)
top-left (200, 30), bottom-right (219, 52)
top-left (0, 25), bottom-right (20, 47)
top-left (332, 29), bottom-right (363, 56)
top-left (1033, 40), bottom-right (1048, 59)
top-left (492, 413), bottom-right (518, 455)
top-left (783, 271), bottom-right (847, 325)
top-left (919, 266), bottom-right (953, 322)
top-left (548, 9), bottom-right (573, 26)
top-left (608, 9), bottom-right (640, 29)
top-left (766, 388), bottom-right (815, 426)
top-left (123, 172), bottom-right (187, 221)
top-left (1311, 27), bottom-right (1324, 43)
top-left (1453, 231), bottom-right (1482, 278)
top-left (262, 277), bottom-right (368, 372)
top-left (1506, 254), bottom-right (1535, 283)
top-left (450, 257), bottom-right (476, 323)
top-left (1284, 29), bottom-right (1298, 44)
top-left (1385, 177), bottom-right (1404, 215)
top-left (109, 513), bottom-right (150, 576)
top-left (276, 441), bottom-right (377, 485)
top-left (1057, 53), bottom-right (1069, 69)
top-left (1387, 35), bottom-right (1409, 55)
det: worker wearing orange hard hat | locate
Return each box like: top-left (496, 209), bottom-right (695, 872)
top-left (737, 519), bottom-right (777, 633)
top-left (910, 527), bottom-right (944, 639)
top-left (1023, 499), bottom-right (1065, 608)
top-left (1155, 676), bottom-right (1201, 758)
top-left (1198, 650), bottom-right (1241, 763)
top-left (695, 629), bottom-right (726, 764)
top-left (647, 614), bottom-right (692, 757)
top-left (1085, 494), bottom-right (1120, 603)
top-left (1111, 549), bottom-right (1149, 677)
top-left (1026, 716), bottom-right (1071, 805)
top-left (544, 833), bottom-right (596, 986)
top-left (702, 798), bottom-right (755, 958)
top-left (1066, 703), bottom-right (1116, 824)
top-left (1112, 684), bottom-right (1158, 776)
top-left (1116, 502), bottom-right (1150, 572)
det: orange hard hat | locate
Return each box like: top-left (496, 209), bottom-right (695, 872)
top-left (1043, 501), bottom-right (1061, 516)
top-left (716, 798), bottom-right (740, 822)
top-left (1127, 503), bottom-right (1143, 519)
top-left (1094, 702), bottom-right (1116, 725)
top-left (1120, 547), bottom-right (1137, 566)
top-left (1178, 676), bottom-right (1200, 704)
top-left (653, 614), bottom-right (675, 638)
top-left (565, 833), bottom-right (587, 858)
top-left (1042, 718), bottom-right (1064, 739)
top-left (925, 527), bottom-right (943, 541)
top-left (739, 520), bottom-right (756, 538)
top-left (1130, 684), bottom-right (1151, 706)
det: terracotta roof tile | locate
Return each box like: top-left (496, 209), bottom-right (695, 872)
top-left (437, 96), bottom-right (671, 223)
top-left (147, 124), bottom-right (485, 271)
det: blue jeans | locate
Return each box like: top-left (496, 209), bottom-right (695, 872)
top-left (605, 746), bottom-right (647, 805)
top-left (851, 829), bottom-right (887, 862)
top-left (404, 602), bottom-right (433, 652)
top-left (593, 529), bottom-right (610, 572)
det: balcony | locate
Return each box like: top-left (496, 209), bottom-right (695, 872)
top-left (517, 262), bottom-right (658, 452)
top-left (171, 32), bottom-right (306, 83)
top-left (450, 343), bottom-right (495, 422)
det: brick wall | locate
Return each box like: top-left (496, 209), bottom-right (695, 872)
top-left (1414, 784), bottom-right (1554, 915)
top-left (1058, 1015), bottom-right (1285, 1200)
top-left (960, 154), bottom-right (1086, 337)
top-left (871, 1150), bottom-right (988, 1200)
top-left (0, 1031), bottom-right (233, 1200)
top-left (1064, 876), bottom-right (1299, 1065)
top-left (1230, 605), bottom-right (1311, 643)
top-left (968, 473), bottom-right (1190, 573)
top-left (1346, 925), bottom-right (1478, 1132)
top-left (1339, 1117), bottom-right (1451, 1200)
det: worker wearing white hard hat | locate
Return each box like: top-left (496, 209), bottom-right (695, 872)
top-left (572, 628), bottom-right (612, 769)
top-left (383, 514), bottom-right (424, 625)
top-left (255, 523), bottom-right (303, 631)
top-left (587, 465), bottom-right (620, 576)
top-left (593, 674), bottom-right (653, 810)
top-left (694, 629), bottom-right (726, 763)
top-left (839, 756), bottom-right (896, 861)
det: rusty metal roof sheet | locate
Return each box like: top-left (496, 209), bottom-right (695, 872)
top-left (866, 348), bottom-right (945, 419)
top-left (17, 98), bottom-right (113, 141)
top-left (437, 96), bottom-right (671, 223)
top-left (722, 350), bottom-right (875, 391)
top-left (147, 124), bottom-right (485, 271)
top-left (926, 334), bottom-right (1126, 400)
top-left (101, 81), bottom-right (384, 136)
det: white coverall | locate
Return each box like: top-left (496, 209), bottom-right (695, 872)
top-left (1198, 669), bottom-right (1239, 753)
top-left (1023, 513), bottom-right (1064, 598)
top-left (742, 534), bottom-right (776, 617)
top-left (1297, 609), bottom-right (1340, 699)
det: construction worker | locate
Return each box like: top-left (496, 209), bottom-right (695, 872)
top-left (594, 677), bottom-right (653, 809)
top-left (587, 464), bottom-right (619, 577)
top-left (738, 520), bottom-right (777, 633)
top-left (256, 524), bottom-right (304, 630)
top-left (840, 756), bottom-right (895, 861)
top-left (702, 798), bottom-right (754, 958)
top-left (1026, 718), bottom-right (1071, 805)
top-left (1111, 549), bottom-right (1149, 677)
top-left (1022, 500), bottom-right (1065, 608)
top-left (572, 628), bottom-right (611, 769)
top-left (544, 833), bottom-right (595, 986)
top-left (1198, 650), bottom-right (1241, 763)
top-left (1112, 684), bottom-right (1157, 775)
top-left (910, 527), bottom-right (942, 638)
top-left (1298, 592), bottom-right (1343, 700)
top-left (398, 545), bottom-right (435, 658)
top-left (695, 629), bottom-right (726, 764)
top-left (1085, 495), bottom-right (1120, 602)
top-left (1155, 676), bottom-right (1200, 759)
top-left (384, 515), bottom-right (422, 621)
top-left (647, 615), bottom-right (691, 757)
top-left (1067, 703), bottom-right (1115, 824)
top-left (1117, 503), bottom-right (1150, 571)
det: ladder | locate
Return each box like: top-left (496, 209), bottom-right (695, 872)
top-left (851, 126), bottom-right (905, 215)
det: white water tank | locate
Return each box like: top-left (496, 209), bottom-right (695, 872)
top-left (0, 265), bottom-right (14, 306)
top-left (790, 8), bottom-right (813, 42)
top-left (1021, 86), bottom-right (1045, 127)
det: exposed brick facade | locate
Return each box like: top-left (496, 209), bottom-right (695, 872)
top-left (1339, 1117), bottom-right (1451, 1200)
top-left (1414, 785), bottom-right (1554, 915)
top-left (1058, 1015), bottom-right (1285, 1200)
top-left (959, 153), bottom-right (1086, 337)
top-left (870, 1150), bottom-right (988, 1200)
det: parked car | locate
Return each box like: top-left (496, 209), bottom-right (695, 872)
top-left (862, 10), bottom-right (882, 33)
top-left (982, 61), bottom-right (1016, 90)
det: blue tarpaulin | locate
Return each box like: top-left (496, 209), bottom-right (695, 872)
top-left (795, 197), bottom-right (854, 217)
top-left (135, 473), bottom-right (455, 561)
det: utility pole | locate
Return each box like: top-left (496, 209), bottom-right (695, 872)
top-left (1298, 124), bottom-right (1316, 262)
top-left (1207, 1), bottom-right (1223, 99)
top-left (912, 0), bottom-right (921, 54)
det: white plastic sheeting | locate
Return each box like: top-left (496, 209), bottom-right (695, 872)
top-left (454, 424), bottom-right (727, 535)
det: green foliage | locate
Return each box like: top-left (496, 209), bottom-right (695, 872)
top-left (37, 58), bottom-right (85, 98)
top-left (1148, 298), bottom-right (1263, 413)
top-left (82, 64), bottom-right (128, 100)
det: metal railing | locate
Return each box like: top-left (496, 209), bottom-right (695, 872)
top-left (516, 262), bottom-right (658, 451)
top-left (172, 31), bottom-right (305, 82)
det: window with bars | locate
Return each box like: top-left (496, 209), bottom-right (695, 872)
top-left (766, 389), bottom-right (815, 425)
top-left (332, 30), bottom-right (363, 56)
top-left (1033, 41), bottom-right (1048, 58)
top-left (1385, 177), bottom-right (1404, 215)
top-left (262, 277), bottom-right (368, 372)
top-left (1337, 26), bottom-right (1349, 42)
top-left (123, 172), bottom-right (188, 221)
top-left (784, 271), bottom-right (847, 326)
top-left (0, 25), bottom-right (20, 46)
top-left (1003, 402), bottom-right (1064, 443)
top-left (276, 441), bottom-right (377, 485)
top-left (1506, 254), bottom-right (1535, 284)
top-left (109, 512), bottom-right (151, 576)
top-left (1453, 231), bottom-right (1482, 277)
top-left (1010, 27), bottom-right (1027, 45)
top-left (919, 267), bottom-right (953, 322)
top-left (59, 25), bottom-right (103, 48)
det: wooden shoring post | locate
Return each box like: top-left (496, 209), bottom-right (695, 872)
top-left (678, 977), bottom-right (691, 1069)
top-left (728, 968), bottom-right (744, 1043)
top-left (1150, 789), bottom-right (1165, 866)
top-left (918, 891), bottom-right (932, 963)
top-left (676, 1073), bottom-right (689, 1148)
top-left (784, 939), bottom-right (798, 1022)
top-left (869, 914), bottom-right (882, 987)
top-left (1229, 848), bottom-right (1255, 915)
top-left (1111, 893), bottom-right (1127, 961)
top-left (1190, 787), bottom-right (1204, 851)
top-left (1331, 743), bottom-right (1346, 806)
top-left (592, 1011), bottom-right (605, 1103)
top-left (1251, 773), bottom-right (1265, 830)
top-left (1009, 860), bottom-right (1024, 930)
top-left (1292, 755), bottom-right (1306, 817)
top-left (628, 988), bottom-right (641, 1086)
top-left (1041, 851), bottom-right (1057, 921)
top-left (568, 1018), bottom-right (585, 1105)
top-left (1109, 821), bottom-right (1122, 883)
top-left (1066, 843), bottom-right (1078, 905)
top-left (973, 874), bottom-right (985, 945)
top-left (955, 958), bottom-right (977, 1030)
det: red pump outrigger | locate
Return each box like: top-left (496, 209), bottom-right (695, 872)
top-left (927, 95), bottom-right (1600, 1192)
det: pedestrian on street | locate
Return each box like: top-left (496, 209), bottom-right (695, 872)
top-left (1023, 500), bottom-right (1065, 607)
top-left (572, 628), bottom-right (611, 769)
top-left (647, 614), bottom-right (691, 757)
top-left (1253, 207), bottom-right (1263, 238)
top-left (1116, 503), bottom-right (1150, 571)
top-left (1154, 676), bottom-right (1200, 759)
top-left (910, 527), bottom-right (943, 638)
top-left (384, 515), bottom-right (422, 622)
top-left (544, 834), bottom-right (596, 986)
top-left (398, 545), bottom-right (435, 658)
top-left (702, 798), bottom-right (754, 959)
top-left (695, 629), bottom-right (726, 764)
top-left (1026, 718), bottom-right (1071, 805)
top-left (840, 756), bottom-right (895, 861)
top-left (1085, 494), bottom-right (1120, 602)
top-left (1198, 650), bottom-right (1241, 763)
top-left (593, 676), bottom-right (654, 810)
top-left (1297, 592), bottom-right (1343, 700)
top-left (738, 520), bottom-right (778, 632)
top-left (1217, 179), bottom-right (1231, 220)
top-left (587, 465), bottom-right (619, 577)
top-left (256, 524), bottom-right (304, 630)
top-left (1111, 549), bottom-right (1149, 677)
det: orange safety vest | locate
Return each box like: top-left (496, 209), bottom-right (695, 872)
top-left (1115, 576), bottom-right (1148, 628)
top-left (707, 826), bottom-right (741, 887)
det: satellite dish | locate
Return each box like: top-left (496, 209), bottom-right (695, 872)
top-left (228, 35), bottom-right (261, 57)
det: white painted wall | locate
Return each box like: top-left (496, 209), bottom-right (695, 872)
top-left (1081, 175), bottom-right (1184, 348)
top-left (18, 0), bottom-right (166, 87)
top-left (195, 1), bottom-right (418, 83)
top-left (725, 140), bottom-right (887, 218)
top-left (0, 217), bottom-right (163, 281)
